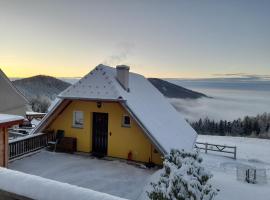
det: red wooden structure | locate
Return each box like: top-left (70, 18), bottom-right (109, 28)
top-left (0, 115), bottom-right (24, 167)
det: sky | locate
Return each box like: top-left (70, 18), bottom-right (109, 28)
top-left (0, 0), bottom-right (270, 78)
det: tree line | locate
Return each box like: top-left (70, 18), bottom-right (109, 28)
top-left (189, 113), bottom-right (270, 138)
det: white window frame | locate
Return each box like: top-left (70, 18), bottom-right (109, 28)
top-left (72, 111), bottom-right (84, 128)
top-left (122, 115), bottom-right (131, 128)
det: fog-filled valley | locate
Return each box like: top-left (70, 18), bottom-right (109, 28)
top-left (168, 78), bottom-right (270, 122)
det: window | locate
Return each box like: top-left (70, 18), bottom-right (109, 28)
top-left (122, 115), bottom-right (131, 127)
top-left (73, 111), bottom-right (84, 128)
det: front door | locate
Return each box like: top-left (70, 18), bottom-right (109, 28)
top-left (92, 112), bottom-right (108, 157)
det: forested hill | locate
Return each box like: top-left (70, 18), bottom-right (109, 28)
top-left (148, 78), bottom-right (208, 99)
top-left (13, 75), bottom-right (71, 100)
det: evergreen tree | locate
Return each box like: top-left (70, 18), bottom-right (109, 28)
top-left (148, 149), bottom-right (218, 200)
top-left (252, 121), bottom-right (260, 135)
top-left (189, 113), bottom-right (270, 138)
top-left (266, 123), bottom-right (270, 133)
top-left (219, 120), bottom-right (225, 136)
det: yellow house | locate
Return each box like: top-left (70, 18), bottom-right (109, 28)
top-left (34, 65), bottom-right (197, 165)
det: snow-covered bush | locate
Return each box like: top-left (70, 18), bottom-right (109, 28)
top-left (148, 149), bottom-right (217, 200)
top-left (30, 95), bottom-right (51, 113)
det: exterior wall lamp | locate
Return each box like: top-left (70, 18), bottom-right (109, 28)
top-left (97, 101), bottom-right (102, 108)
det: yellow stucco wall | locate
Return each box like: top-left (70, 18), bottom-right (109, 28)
top-left (48, 100), bottom-right (162, 165)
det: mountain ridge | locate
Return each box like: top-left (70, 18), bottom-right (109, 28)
top-left (12, 75), bottom-right (208, 100)
top-left (148, 78), bottom-right (208, 99)
top-left (13, 75), bottom-right (71, 100)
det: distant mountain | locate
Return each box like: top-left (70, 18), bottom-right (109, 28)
top-left (148, 78), bottom-right (208, 99)
top-left (12, 75), bottom-right (207, 101)
top-left (13, 75), bottom-right (71, 100)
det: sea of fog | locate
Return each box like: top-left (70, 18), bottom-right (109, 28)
top-left (62, 77), bottom-right (270, 122)
top-left (168, 78), bottom-right (270, 122)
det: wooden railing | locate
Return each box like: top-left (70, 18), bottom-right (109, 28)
top-left (9, 132), bottom-right (55, 160)
top-left (195, 142), bottom-right (237, 159)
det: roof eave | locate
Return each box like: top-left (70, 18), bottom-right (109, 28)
top-left (58, 96), bottom-right (126, 102)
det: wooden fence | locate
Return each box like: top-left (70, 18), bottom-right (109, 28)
top-left (9, 132), bottom-right (55, 160)
top-left (8, 132), bottom-right (237, 160)
top-left (195, 142), bottom-right (237, 159)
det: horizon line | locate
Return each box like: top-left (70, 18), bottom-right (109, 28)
top-left (9, 75), bottom-right (270, 81)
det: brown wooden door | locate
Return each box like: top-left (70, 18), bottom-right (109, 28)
top-left (92, 112), bottom-right (108, 157)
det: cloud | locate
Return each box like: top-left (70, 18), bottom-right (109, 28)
top-left (102, 42), bottom-right (135, 66)
top-left (169, 88), bottom-right (270, 122)
top-left (212, 73), bottom-right (270, 80)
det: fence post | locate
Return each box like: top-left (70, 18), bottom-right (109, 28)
top-left (205, 143), bottom-right (208, 154)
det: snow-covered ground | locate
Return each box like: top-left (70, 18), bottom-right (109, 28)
top-left (198, 135), bottom-right (270, 164)
top-left (9, 135), bottom-right (270, 200)
top-left (198, 135), bottom-right (270, 200)
top-left (9, 151), bottom-right (155, 200)
top-left (139, 135), bottom-right (270, 200)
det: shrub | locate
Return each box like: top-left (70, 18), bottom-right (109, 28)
top-left (148, 149), bottom-right (217, 200)
top-left (30, 95), bottom-right (51, 113)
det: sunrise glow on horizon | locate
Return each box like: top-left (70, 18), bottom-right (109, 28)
top-left (1, 1), bottom-right (270, 79)
top-left (1, 65), bottom-right (215, 79)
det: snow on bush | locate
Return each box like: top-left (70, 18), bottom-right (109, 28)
top-left (30, 95), bottom-right (51, 113)
top-left (147, 149), bottom-right (218, 200)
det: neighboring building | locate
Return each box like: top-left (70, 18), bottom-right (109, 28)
top-left (33, 65), bottom-right (197, 165)
top-left (0, 69), bottom-right (30, 116)
top-left (0, 114), bottom-right (24, 167)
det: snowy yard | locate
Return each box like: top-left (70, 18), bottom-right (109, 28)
top-left (9, 135), bottom-right (270, 200)
top-left (9, 151), bottom-right (155, 200)
top-left (139, 135), bottom-right (270, 200)
top-left (198, 135), bottom-right (270, 200)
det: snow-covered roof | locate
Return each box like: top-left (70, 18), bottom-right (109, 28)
top-left (0, 114), bottom-right (24, 125)
top-left (60, 66), bottom-right (121, 101)
top-left (26, 111), bottom-right (46, 115)
top-left (59, 65), bottom-right (197, 153)
top-left (0, 69), bottom-right (29, 116)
